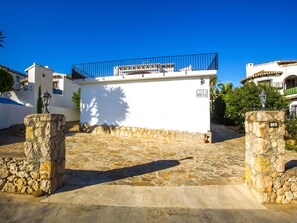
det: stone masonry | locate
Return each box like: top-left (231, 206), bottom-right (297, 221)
top-left (245, 111), bottom-right (297, 204)
top-left (0, 114), bottom-right (65, 195)
top-left (81, 123), bottom-right (212, 143)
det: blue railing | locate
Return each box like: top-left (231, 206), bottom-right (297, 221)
top-left (53, 88), bottom-right (63, 95)
top-left (72, 53), bottom-right (218, 79)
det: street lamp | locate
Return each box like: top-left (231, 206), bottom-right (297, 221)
top-left (259, 90), bottom-right (267, 110)
top-left (41, 89), bottom-right (51, 114)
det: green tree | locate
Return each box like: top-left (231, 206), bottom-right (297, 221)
top-left (212, 96), bottom-right (226, 124)
top-left (217, 82), bottom-right (233, 95)
top-left (0, 69), bottom-right (14, 95)
top-left (37, 86), bottom-right (42, 113)
top-left (224, 82), bottom-right (288, 126)
top-left (72, 88), bottom-right (81, 110)
top-left (210, 77), bottom-right (219, 101)
top-left (0, 31), bottom-right (5, 47)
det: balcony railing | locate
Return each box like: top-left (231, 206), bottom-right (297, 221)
top-left (72, 53), bottom-right (218, 79)
top-left (284, 87), bottom-right (297, 96)
top-left (53, 88), bottom-right (63, 95)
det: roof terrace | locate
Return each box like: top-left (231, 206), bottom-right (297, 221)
top-left (72, 53), bottom-right (218, 79)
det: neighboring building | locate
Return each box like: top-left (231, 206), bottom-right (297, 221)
top-left (2, 63), bottom-right (80, 109)
top-left (0, 63), bottom-right (80, 128)
top-left (72, 53), bottom-right (218, 135)
top-left (241, 60), bottom-right (297, 116)
top-left (0, 64), bottom-right (27, 91)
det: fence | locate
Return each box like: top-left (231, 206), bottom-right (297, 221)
top-left (72, 53), bottom-right (218, 79)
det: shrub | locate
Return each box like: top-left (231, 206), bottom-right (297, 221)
top-left (224, 82), bottom-right (288, 126)
top-left (72, 88), bottom-right (81, 110)
top-left (37, 86), bottom-right (42, 113)
top-left (0, 68), bottom-right (14, 95)
top-left (212, 96), bottom-right (226, 124)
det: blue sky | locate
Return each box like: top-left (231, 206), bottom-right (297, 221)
top-left (0, 0), bottom-right (296, 86)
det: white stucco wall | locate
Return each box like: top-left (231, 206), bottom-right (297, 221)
top-left (51, 76), bottom-right (80, 109)
top-left (0, 103), bottom-right (34, 129)
top-left (25, 64), bottom-right (54, 107)
top-left (50, 106), bottom-right (80, 121)
top-left (79, 71), bottom-right (215, 133)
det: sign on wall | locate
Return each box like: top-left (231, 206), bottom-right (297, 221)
top-left (196, 89), bottom-right (208, 98)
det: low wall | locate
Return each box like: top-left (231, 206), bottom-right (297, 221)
top-left (0, 103), bottom-right (34, 129)
top-left (245, 111), bottom-right (297, 204)
top-left (81, 123), bottom-right (212, 143)
top-left (0, 103), bottom-right (79, 130)
top-left (51, 106), bottom-right (79, 122)
top-left (0, 114), bottom-right (66, 195)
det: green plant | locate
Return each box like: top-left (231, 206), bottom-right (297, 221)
top-left (285, 140), bottom-right (297, 152)
top-left (212, 96), bottom-right (226, 124)
top-left (224, 82), bottom-right (288, 127)
top-left (37, 86), bottom-right (42, 113)
top-left (72, 88), bottom-right (81, 110)
top-left (0, 68), bottom-right (14, 95)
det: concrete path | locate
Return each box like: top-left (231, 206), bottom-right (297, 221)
top-left (1, 191), bottom-right (297, 223)
top-left (42, 184), bottom-right (264, 210)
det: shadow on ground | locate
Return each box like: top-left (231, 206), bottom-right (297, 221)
top-left (211, 123), bottom-right (243, 143)
top-left (285, 160), bottom-right (297, 170)
top-left (0, 129), bottom-right (25, 146)
top-left (58, 158), bottom-right (193, 193)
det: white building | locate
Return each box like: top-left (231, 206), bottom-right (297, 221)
top-left (241, 60), bottom-right (297, 115)
top-left (73, 53), bottom-right (218, 136)
top-left (0, 63), bottom-right (80, 128)
top-left (0, 65), bottom-right (27, 91)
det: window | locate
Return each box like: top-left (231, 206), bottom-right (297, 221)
top-left (258, 80), bottom-right (271, 86)
top-left (286, 79), bottom-right (295, 89)
top-left (53, 81), bottom-right (59, 89)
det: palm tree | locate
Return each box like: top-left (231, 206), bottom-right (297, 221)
top-left (217, 82), bottom-right (233, 95)
top-left (0, 31), bottom-right (5, 47)
top-left (210, 77), bottom-right (219, 114)
top-left (210, 77), bottom-right (219, 101)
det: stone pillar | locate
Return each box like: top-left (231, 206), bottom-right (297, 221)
top-left (24, 114), bottom-right (65, 194)
top-left (245, 111), bottom-right (285, 203)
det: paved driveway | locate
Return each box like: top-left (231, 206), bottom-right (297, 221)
top-left (1, 124), bottom-right (297, 188)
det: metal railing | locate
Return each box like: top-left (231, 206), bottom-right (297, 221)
top-left (53, 88), bottom-right (63, 95)
top-left (72, 53), bottom-right (218, 79)
top-left (284, 86), bottom-right (297, 96)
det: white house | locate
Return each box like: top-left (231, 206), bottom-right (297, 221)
top-left (241, 60), bottom-right (297, 116)
top-left (0, 64), bottom-right (27, 91)
top-left (73, 53), bottom-right (218, 138)
top-left (0, 63), bottom-right (80, 128)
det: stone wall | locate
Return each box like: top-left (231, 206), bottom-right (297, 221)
top-left (0, 114), bottom-right (66, 195)
top-left (80, 123), bottom-right (212, 143)
top-left (245, 111), bottom-right (297, 204)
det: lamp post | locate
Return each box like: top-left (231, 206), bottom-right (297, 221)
top-left (41, 89), bottom-right (51, 114)
top-left (259, 90), bottom-right (267, 110)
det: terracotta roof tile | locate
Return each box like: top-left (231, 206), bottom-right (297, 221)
top-left (240, 70), bottom-right (283, 84)
top-left (277, 60), bottom-right (297, 65)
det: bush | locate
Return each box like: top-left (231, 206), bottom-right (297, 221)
top-left (224, 82), bottom-right (288, 126)
top-left (72, 88), bottom-right (80, 110)
top-left (0, 68), bottom-right (14, 95)
top-left (37, 86), bottom-right (42, 113)
top-left (285, 117), bottom-right (297, 138)
top-left (212, 96), bottom-right (226, 124)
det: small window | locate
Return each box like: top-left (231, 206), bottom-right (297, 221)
top-left (258, 80), bottom-right (271, 87)
top-left (53, 81), bottom-right (59, 89)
